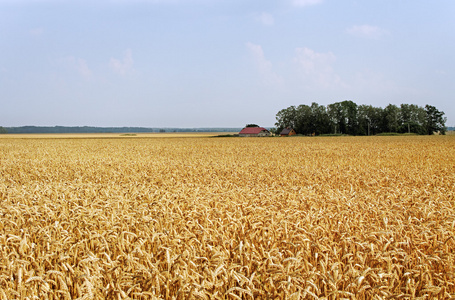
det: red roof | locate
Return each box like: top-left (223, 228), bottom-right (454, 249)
top-left (239, 127), bottom-right (269, 134)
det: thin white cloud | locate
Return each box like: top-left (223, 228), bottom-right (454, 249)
top-left (75, 58), bottom-right (92, 78)
top-left (61, 56), bottom-right (92, 79)
top-left (255, 12), bottom-right (274, 26)
top-left (294, 47), bottom-right (344, 88)
top-left (346, 25), bottom-right (387, 39)
top-left (292, 0), bottom-right (323, 7)
top-left (246, 42), bottom-right (283, 86)
top-left (109, 49), bottom-right (134, 76)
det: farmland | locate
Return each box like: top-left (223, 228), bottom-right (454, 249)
top-left (0, 135), bottom-right (454, 299)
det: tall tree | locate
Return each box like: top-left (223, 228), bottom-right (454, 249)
top-left (295, 104), bottom-right (313, 135)
top-left (382, 104), bottom-right (400, 133)
top-left (358, 105), bottom-right (383, 135)
top-left (340, 100), bottom-right (359, 135)
top-left (310, 102), bottom-right (331, 135)
top-left (424, 105), bottom-right (446, 135)
top-left (275, 106), bottom-right (298, 134)
top-left (327, 102), bottom-right (344, 134)
top-left (399, 104), bottom-right (426, 134)
top-left (327, 101), bottom-right (358, 135)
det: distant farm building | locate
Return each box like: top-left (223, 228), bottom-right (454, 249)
top-left (280, 127), bottom-right (296, 137)
top-left (239, 127), bottom-right (271, 137)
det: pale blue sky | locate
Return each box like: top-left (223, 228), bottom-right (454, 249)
top-left (1, 0), bottom-right (454, 127)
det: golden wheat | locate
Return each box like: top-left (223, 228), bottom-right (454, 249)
top-left (0, 135), bottom-right (454, 299)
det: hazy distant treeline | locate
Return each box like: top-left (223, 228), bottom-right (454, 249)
top-left (274, 101), bottom-right (447, 136)
top-left (1, 126), bottom-right (241, 134)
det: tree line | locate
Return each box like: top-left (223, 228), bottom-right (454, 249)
top-left (0, 126), bottom-right (241, 134)
top-left (274, 101), bottom-right (447, 136)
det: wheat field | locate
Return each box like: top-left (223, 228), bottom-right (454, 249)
top-left (0, 135), bottom-right (454, 299)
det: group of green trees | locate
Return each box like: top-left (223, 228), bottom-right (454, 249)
top-left (274, 101), bottom-right (447, 136)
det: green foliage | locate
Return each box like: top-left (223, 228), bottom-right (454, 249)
top-left (269, 127), bottom-right (278, 135)
top-left (326, 100), bottom-right (360, 135)
top-left (0, 126), bottom-right (7, 134)
top-left (383, 104), bottom-right (400, 133)
top-left (424, 105), bottom-right (447, 135)
top-left (398, 104), bottom-right (426, 134)
top-left (357, 105), bottom-right (383, 135)
top-left (275, 101), bottom-right (446, 136)
top-left (275, 106), bottom-right (298, 134)
top-left (310, 102), bottom-right (331, 135)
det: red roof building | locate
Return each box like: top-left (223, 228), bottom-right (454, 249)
top-left (238, 127), bottom-right (271, 137)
